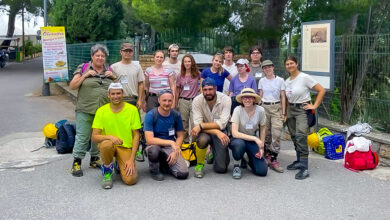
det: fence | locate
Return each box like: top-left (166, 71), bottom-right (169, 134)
top-left (66, 34), bottom-right (390, 133)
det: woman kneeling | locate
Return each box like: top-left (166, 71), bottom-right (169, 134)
top-left (230, 88), bottom-right (268, 179)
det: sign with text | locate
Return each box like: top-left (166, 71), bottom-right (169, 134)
top-left (301, 20), bottom-right (335, 90)
top-left (41, 26), bottom-right (68, 83)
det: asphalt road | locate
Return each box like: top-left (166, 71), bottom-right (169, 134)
top-left (0, 58), bottom-right (390, 219)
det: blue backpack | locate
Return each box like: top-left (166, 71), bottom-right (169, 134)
top-left (56, 123), bottom-right (76, 154)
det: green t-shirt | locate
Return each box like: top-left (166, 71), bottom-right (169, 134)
top-left (92, 103), bottom-right (141, 148)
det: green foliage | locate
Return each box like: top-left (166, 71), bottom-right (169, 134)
top-left (20, 40), bottom-right (40, 56)
top-left (131, 0), bottom-right (231, 32)
top-left (50, 0), bottom-right (124, 43)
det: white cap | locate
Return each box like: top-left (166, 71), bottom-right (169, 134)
top-left (236, 58), bottom-right (249, 65)
top-left (108, 82), bottom-right (123, 91)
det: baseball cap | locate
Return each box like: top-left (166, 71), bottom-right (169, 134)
top-left (201, 77), bottom-right (217, 88)
top-left (158, 89), bottom-right (174, 97)
top-left (236, 58), bottom-right (249, 65)
top-left (261, 60), bottom-right (274, 68)
top-left (121, 43), bottom-right (134, 51)
top-left (108, 82), bottom-right (123, 91)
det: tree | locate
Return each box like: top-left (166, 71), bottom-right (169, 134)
top-left (0, 0), bottom-right (43, 46)
top-left (50, 0), bottom-right (124, 43)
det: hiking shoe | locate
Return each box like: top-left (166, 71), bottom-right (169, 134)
top-left (232, 165), bottom-right (242, 179)
top-left (287, 161), bottom-right (303, 170)
top-left (150, 170), bottom-right (164, 181)
top-left (89, 157), bottom-right (102, 169)
top-left (295, 169), bottom-right (310, 180)
top-left (265, 155), bottom-right (272, 165)
top-left (240, 157), bottom-right (248, 169)
top-left (194, 164), bottom-right (205, 178)
top-left (71, 161), bottom-right (83, 177)
top-left (206, 151), bottom-right (214, 164)
top-left (270, 160), bottom-right (284, 173)
top-left (102, 172), bottom-right (113, 189)
top-left (135, 150), bottom-right (145, 162)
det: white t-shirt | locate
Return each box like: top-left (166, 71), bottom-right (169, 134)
top-left (111, 61), bottom-right (145, 97)
top-left (258, 76), bottom-right (285, 102)
top-left (231, 105), bottom-right (266, 135)
top-left (284, 72), bottom-right (318, 103)
top-left (163, 60), bottom-right (181, 79)
top-left (222, 62), bottom-right (238, 94)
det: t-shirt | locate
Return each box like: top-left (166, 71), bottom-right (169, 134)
top-left (163, 60), bottom-right (181, 79)
top-left (201, 68), bottom-right (230, 92)
top-left (144, 109), bottom-right (184, 141)
top-left (222, 63), bottom-right (238, 94)
top-left (231, 105), bottom-right (266, 135)
top-left (111, 61), bottom-right (145, 97)
top-left (249, 64), bottom-right (263, 85)
top-left (92, 103), bottom-right (141, 148)
top-left (285, 72), bottom-right (318, 103)
top-left (228, 75), bottom-right (257, 96)
top-left (145, 67), bottom-right (174, 94)
top-left (176, 74), bottom-right (200, 99)
top-left (258, 76), bottom-right (286, 102)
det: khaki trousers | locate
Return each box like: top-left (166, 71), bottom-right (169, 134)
top-left (262, 103), bottom-right (283, 154)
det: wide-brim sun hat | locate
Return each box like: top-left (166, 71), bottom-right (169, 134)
top-left (236, 88), bottom-right (261, 104)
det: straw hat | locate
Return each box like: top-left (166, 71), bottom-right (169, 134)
top-left (236, 88), bottom-right (261, 104)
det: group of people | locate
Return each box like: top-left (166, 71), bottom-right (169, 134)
top-left (69, 42), bottom-right (325, 189)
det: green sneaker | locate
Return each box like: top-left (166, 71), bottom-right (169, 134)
top-left (71, 161), bottom-right (83, 177)
top-left (194, 164), bottom-right (205, 178)
top-left (135, 150), bottom-right (145, 162)
top-left (102, 172), bottom-right (113, 189)
top-left (206, 151), bottom-right (214, 164)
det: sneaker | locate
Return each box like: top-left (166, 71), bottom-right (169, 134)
top-left (194, 164), bottom-right (205, 178)
top-left (102, 172), bottom-right (113, 189)
top-left (295, 169), bottom-right (310, 180)
top-left (71, 161), bottom-right (83, 177)
top-left (150, 170), bottom-right (164, 181)
top-left (240, 158), bottom-right (248, 169)
top-left (114, 161), bottom-right (120, 174)
top-left (287, 161), bottom-right (303, 170)
top-left (270, 160), bottom-right (284, 173)
top-left (206, 151), bottom-right (214, 164)
top-left (135, 150), bottom-right (145, 162)
top-left (89, 157), bottom-right (102, 169)
top-left (232, 165), bottom-right (242, 179)
top-left (265, 155), bottom-right (272, 166)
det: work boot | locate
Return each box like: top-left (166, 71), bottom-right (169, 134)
top-left (71, 158), bottom-right (83, 177)
top-left (194, 163), bottom-right (205, 178)
top-left (295, 158), bottom-right (309, 180)
top-left (150, 169), bottom-right (164, 181)
top-left (89, 156), bottom-right (102, 169)
top-left (232, 165), bottom-right (242, 179)
top-left (101, 164), bottom-right (113, 189)
top-left (287, 152), bottom-right (301, 170)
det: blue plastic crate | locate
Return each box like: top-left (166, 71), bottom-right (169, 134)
top-left (322, 134), bottom-right (345, 160)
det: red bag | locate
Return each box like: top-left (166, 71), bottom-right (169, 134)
top-left (344, 141), bottom-right (379, 171)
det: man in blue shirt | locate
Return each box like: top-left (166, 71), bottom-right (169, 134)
top-left (144, 90), bottom-right (189, 181)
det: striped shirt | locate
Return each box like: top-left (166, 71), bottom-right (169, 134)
top-left (145, 67), bottom-right (174, 94)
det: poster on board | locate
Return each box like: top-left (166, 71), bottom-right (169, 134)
top-left (301, 20), bottom-right (334, 90)
top-left (41, 26), bottom-right (69, 83)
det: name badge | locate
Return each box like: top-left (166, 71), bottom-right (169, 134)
top-left (121, 78), bottom-right (128, 84)
top-left (255, 72), bottom-right (262, 78)
top-left (183, 84), bottom-right (190, 91)
top-left (161, 80), bottom-right (168, 86)
top-left (246, 123), bottom-right (254, 130)
top-left (168, 128), bottom-right (175, 136)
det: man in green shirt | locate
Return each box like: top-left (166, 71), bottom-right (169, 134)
top-left (92, 83), bottom-right (142, 189)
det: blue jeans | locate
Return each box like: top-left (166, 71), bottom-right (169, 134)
top-left (229, 138), bottom-right (268, 176)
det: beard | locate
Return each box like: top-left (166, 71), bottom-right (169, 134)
top-left (204, 93), bottom-right (215, 101)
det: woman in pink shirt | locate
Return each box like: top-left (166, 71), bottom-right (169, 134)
top-left (144, 50), bottom-right (176, 112)
top-left (175, 54), bottom-right (200, 144)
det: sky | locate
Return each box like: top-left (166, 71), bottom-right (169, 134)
top-left (0, 11), bottom-right (44, 36)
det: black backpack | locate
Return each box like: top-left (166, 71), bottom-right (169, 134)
top-left (56, 123), bottom-right (76, 154)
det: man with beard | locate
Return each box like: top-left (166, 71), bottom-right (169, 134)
top-left (191, 78), bottom-right (232, 178)
top-left (163, 44), bottom-right (181, 79)
top-left (91, 83), bottom-right (141, 189)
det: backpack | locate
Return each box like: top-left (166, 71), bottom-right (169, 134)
top-left (56, 123), bottom-right (76, 154)
top-left (344, 137), bottom-right (379, 171)
top-left (322, 134), bottom-right (345, 160)
top-left (181, 142), bottom-right (197, 167)
top-left (314, 127), bottom-right (333, 155)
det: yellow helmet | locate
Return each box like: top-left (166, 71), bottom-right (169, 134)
top-left (43, 123), bottom-right (58, 139)
top-left (307, 133), bottom-right (320, 149)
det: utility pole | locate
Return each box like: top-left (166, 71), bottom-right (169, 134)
top-left (22, 7), bottom-right (25, 60)
top-left (42, 0), bottom-right (50, 96)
